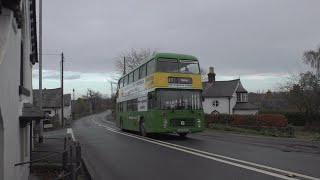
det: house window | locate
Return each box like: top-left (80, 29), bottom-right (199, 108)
top-left (237, 93), bottom-right (241, 102)
top-left (237, 93), bottom-right (248, 102)
top-left (242, 93), bottom-right (248, 102)
top-left (211, 100), bottom-right (219, 107)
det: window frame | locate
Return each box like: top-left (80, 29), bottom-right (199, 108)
top-left (148, 91), bottom-right (155, 109)
top-left (156, 58), bottom-right (179, 73)
top-left (139, 64), bottom-right (147, 79)
top-left (134, 69), bottom-right (139, 82)
top-left (128, 72), bottom-right (134, 84)
top-left (212, 100), bottom-right (219, 107)
top-left (127, 100), bottom-right (133, 112)
top-left (119, 78), bottom-right (123, 88)
top-left (123, 101), bottom-right (127, 112)
top-left (132, 99), bottom-right (138, 111)
top-left (179, 59), bottom-right (200, 74)
top-left (147, 59), bottom-right (155, 76)
top-left (123, 75), bottom-right (128, 86)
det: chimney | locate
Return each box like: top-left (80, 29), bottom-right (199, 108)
top-left (208, 67), bottom-right (216, 83)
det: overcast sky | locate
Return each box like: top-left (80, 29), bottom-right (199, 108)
top-left (32, 0), bottom-right (320, 97)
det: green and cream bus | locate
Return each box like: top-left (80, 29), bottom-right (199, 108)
top-left (116, 53), bottom-right (204, 137)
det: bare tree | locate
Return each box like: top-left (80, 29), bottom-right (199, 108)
top-left (114, 48), bottom-right (157, 75)
top-left (83, 89), bottom-right (104, 112)
top-left (279, 71), bottom-right (320, 126)
top-left (303, 45), bottom-right (320, 81)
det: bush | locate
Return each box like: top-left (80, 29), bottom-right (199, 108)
top-left (205, 114), bottom-right (288, 127)
top-left (259, 111), bottom-right (308, 126)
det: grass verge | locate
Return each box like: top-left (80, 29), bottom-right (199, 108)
top-left (208, 124), bottom-right (295, 138)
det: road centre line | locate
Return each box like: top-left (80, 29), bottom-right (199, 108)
top-left (91, 118), bottom-right (319, 180)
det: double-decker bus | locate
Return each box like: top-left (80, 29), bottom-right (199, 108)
top-left (116, 53), bottom-right (204, 137)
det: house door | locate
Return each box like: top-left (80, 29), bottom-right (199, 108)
top-left (211, 110), bottom-right (220, 115)
top-left (0, 108), bottom-right (4, 180)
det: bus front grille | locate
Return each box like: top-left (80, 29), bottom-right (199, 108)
top-left (170, 118), bottom-right (195, 127)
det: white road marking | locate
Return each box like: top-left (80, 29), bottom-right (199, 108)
top-left (67, 128), bottom-right (76, 141)
top-left (91, 118), bottom-right (319, 180)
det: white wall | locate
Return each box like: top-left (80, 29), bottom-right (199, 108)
top-left (0, 2), bottom-right (34, 179)
top-left (234, 109), bottom-right (258, 115)
top-left (203, 97), bottom-right (231, 114)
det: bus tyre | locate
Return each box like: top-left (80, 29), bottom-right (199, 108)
top-left (178, 133), bottom-right (188, 138)
top-left (139, 121), bottom-right (147, 137)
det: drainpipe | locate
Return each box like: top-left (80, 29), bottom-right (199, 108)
top-left (29, 122), bottom-right (32, 165)
top-left (228, 97), bottom-right (231, 115)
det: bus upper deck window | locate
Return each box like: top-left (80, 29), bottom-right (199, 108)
top-left (157, 58), bottom-right (179, 73)
top-left (119, 78), bottom-right (123, 88)
top-left (147, 59), bottom-right (155, 75)
top-left (134, 69), bottom-right (139, 82)
top-left (140, 64), bottom-right (146, 79)
top-left (123, 75), bottom-right (128, 86)
top-left (179, 60), bottom-right (200, 74)
top-left (129, 73), bottom-right (134, 84)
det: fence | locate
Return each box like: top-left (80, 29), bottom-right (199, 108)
top-left (15, 137), bottom-right (82, 180)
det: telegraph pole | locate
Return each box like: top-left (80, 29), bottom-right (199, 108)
top-left (123, 57), bottom-right (126, 75)
top-left (38, 0), bottom-right (43, 143)
top-left (61, 53), bottom-right (64, 127)
top-left (110, 82), bottom-right (113, 96)
top-left (73, 88), bottom-right (75, 100)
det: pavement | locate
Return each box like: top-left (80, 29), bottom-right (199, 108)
top-left (29, 126), bottom-right (89, 180)
top-left (71, 111), bottom-right (320, 180)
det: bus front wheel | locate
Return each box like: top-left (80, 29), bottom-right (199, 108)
top-left (139, 121), bottom-right (147, 137)
top-left (178, 133), bottom-right (188, 138)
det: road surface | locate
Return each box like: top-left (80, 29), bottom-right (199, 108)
top-left (71, 111), bottom-right (320, 180)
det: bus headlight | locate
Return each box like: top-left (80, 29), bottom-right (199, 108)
top-left (197, 119), bottom-right (201, 128)
top-left (163, 119), bottom-right (167, 128)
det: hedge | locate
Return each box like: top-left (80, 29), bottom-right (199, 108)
top-left (205, 114), bottom-right (288, 127)
top-left (259, 111), bottom-right (312, 126)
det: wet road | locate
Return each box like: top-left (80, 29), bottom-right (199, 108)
top-left (71, 111), bottom-right (320, 180)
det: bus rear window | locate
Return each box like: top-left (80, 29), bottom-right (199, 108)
top-left (157, 58), bottom-right (179, 73)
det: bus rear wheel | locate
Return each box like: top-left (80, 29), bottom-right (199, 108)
top-left (178, 133), bottom-right (188, 138)
top-left (120, 118), bottom-right (124, 131)
top-left (139, 121), bottom-right (147, 137)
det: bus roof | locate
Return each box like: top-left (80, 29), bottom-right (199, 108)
top-left (154, 53), bottom-right (198, 61)
top-left (119, 53), bottom-right (198, 79)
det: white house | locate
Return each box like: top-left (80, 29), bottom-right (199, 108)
top-left (0, 1), bottom-right (43, 180)
top-left (202, 67), bottom-right (259, 115)
top-left (33, 88), bottom-right (72, 125)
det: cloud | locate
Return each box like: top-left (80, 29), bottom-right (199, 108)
top-left (38, 0), bottom-right (320, 75)
top-left (32, 70), bottom-right (81, 80)
top-left (33, 0), bottom-right (320, 95)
